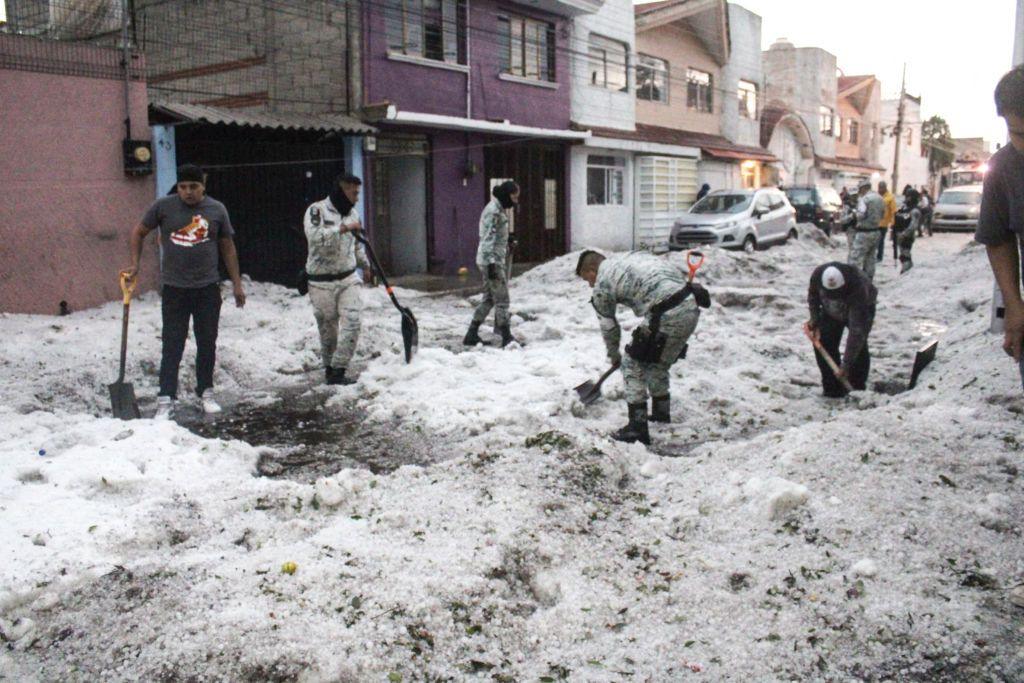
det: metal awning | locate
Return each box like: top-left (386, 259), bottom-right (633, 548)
top-left (151, 102), bottom-right (376, 135)
top-left (377, 105), bottom-right (591, 141)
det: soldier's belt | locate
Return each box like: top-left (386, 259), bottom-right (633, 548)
top-left (307, 269), bottom-right (356, 282)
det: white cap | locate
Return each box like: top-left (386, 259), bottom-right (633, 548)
top-left (822, 266), bottom-right (845, 290)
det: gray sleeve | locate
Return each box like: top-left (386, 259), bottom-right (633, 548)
top-left (141, 200), bottom-right (161, 229)
top-left (807, 268), bottom-right (823, 325)
top-left (975, 166), bottom-right (1011, 246)
top-left (218, 203), bottom-right (235, 239)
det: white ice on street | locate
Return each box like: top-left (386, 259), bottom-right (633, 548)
top-left (1, 231), bottom-right (1022, 680)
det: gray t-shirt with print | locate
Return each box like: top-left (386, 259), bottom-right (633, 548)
top-left (141, 195), bottom-right (234, 288)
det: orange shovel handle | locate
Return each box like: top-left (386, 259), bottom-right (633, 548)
top-left (686, 250), bottom-right (705, 282)
top-left (119, 271), bottom-right (138, 305)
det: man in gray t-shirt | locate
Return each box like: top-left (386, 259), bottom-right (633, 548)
top-left (124, 164), bottom-right (246, 417)
top-left (974, 66), bottom-right (1024, 389)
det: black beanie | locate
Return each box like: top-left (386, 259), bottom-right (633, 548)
top-left (177, 164), bottom-right (205, 184)
top-left (492, 180), bottom-right (519, 209)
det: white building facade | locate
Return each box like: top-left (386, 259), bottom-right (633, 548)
top-left (568, 0), bottom-right (637, 251)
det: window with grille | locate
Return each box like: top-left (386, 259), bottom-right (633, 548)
top-left (636, 54), bottom-right (668, 103)
top-left (385, 0), bottom-right (466, 65)
top-left (686, 68), bottom-right (713, 112)
top-left (819, 105), bottom-right (834, 135)
top-left (587, 155), bottom-right (625, 205)
top-left (849, 120), bottom-right (859, 144)
top-left (588, 34), bottom-right (627, 92)
top-left (738, 79), bottom-right (757, 119)
top-left (498, 14), bottom-right (555, 81)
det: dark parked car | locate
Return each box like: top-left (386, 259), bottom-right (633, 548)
top-left (784, 185), bottom-right (843, 235)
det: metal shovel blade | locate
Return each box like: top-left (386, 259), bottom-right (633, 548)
top-left (109, 381), bottom-right (141, 420)
top-left (574, 379), bottom-right (602, 406)
top-left (400, 306), bottom-right (418, 363)
top-left (908, 340), bottom-right (938, 390)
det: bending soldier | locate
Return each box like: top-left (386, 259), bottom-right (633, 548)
top-left (576, 251), bottom-right (707, 445)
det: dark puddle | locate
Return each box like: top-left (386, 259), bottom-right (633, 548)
top-left (178, 389), bottom-right (441, 481)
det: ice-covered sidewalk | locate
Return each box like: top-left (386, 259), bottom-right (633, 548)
top-left (2, 231), bottom-right (1022, 681)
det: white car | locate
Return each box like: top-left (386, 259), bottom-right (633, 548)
top-left (669, 188), bottom-right (798, 253)
top-left (932, 185), bottom-right (983, 232)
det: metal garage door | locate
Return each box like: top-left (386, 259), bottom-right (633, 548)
top-left (635, 155), bottom-right (698, 250)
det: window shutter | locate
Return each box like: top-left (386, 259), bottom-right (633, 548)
top-left (545, 25), bottom-right (556, 82)
top-left (404, 0), bottom-right (423, 56)
top-left (497, 16), bottom-right (510, 73)
top-left (385, 0), bottom-right (404, 52)
top-left (441, 0), bottom-right (458, 63)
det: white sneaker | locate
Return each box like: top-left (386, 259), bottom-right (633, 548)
top-left (200, 389), bottom-right (222, 414)
top-left (154, 396), bottom-right (175, 420)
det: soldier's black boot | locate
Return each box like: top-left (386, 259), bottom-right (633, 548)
top-left (463, 321), bottom-right (483, 346)
top-left (612, 402), bottom-right (650, 445)
top-left (499, 324), bottom-right (520, 348)
top-left (327, 367), bottom-right (356, 386)
top-left (650, 394), bottom-right (671, 423)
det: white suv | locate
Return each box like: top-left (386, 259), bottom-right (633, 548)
top-left (669, 188), bottom-right (798, 253)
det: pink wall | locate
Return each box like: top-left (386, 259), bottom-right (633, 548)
top-left (0, 52), bottom-right (155, 314)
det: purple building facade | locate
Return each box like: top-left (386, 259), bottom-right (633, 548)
top-left (362, 0), bottom-right (598, 274)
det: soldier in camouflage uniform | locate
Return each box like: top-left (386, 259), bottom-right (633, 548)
top-left (303, 173), bottom-right (373, 385)
top-left (894, 188), bottom-right (922, 274)
top-left (576, 250), bottom-right (704, 445)
top-left (847, 179), bottom-right (885, 281)
top-left (464, 181), bottom-right (520, 348)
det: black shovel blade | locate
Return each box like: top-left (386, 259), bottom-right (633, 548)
top-left (400, 307), bottom-right (418, 364)
top-left (108, 381), bottom-right (141, 420)
top-left (908, 340), bottom-right (938, 390)
top-left (574, 380), bottom-right (601, 406)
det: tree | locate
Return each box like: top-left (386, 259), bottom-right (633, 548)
top-left (922, 115), bottom-right (955, 174)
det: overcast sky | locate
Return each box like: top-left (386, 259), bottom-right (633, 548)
top-left (726, 0), bottom-right (1019, 147)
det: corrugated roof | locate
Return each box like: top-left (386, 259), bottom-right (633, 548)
top-left (151, 102), bottom-right (376, 135)
top-left (588, 123), bottom-right (777, 162)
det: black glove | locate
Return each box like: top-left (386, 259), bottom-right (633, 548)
top-left (487, 263), bottom-right (499, 280)
top-left (689, 282), bottom-right (711, 309)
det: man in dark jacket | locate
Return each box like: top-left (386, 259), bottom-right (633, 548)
top-left (806, 262), bottom-right (878, 397)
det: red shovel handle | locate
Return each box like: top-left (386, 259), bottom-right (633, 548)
top-left (686, 250), bottom-right (705, 282)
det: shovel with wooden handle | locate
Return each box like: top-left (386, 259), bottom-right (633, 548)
top-left (803, 322), bottom-right (855, 394)
top-left (574, 360), bottom-right (621, 406)
top-left (109, 271), bottom-right (141, 419)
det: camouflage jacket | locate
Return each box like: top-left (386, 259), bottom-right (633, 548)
top-left (476, 198), bottom-right (510, 268)
top-left (591, 252), bottom-right (695, 358)
top-left (855, 191), bottom-right (885, 231)
top-left (303, 197), bottom-right (369, 276)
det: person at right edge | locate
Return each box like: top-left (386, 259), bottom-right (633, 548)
top-left (464, 181), bottom-right (520, 348)
top-left (806, 262), bottom-right (877, 398)
top-left (575, 250), bottom-right (708, 446)
top-left (974, 65), bottom-right (1024, 392)
top-left (848, 179), bottom-right (884, 281)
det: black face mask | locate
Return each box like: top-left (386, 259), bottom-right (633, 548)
top-left (330, 186), bottom-right (355, 216)
top-left (492, 181), bottom-right (518, 210)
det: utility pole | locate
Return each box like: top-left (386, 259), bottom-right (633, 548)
top-left (891, 63), bottom-right (906, 192)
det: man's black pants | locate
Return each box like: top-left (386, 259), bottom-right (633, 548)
top-left (875, 227), bottom-right (888, 261)
top-left (159, 284), bottom-right (222, 399)
top-left (816, 314), bottom-right (871, 397)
